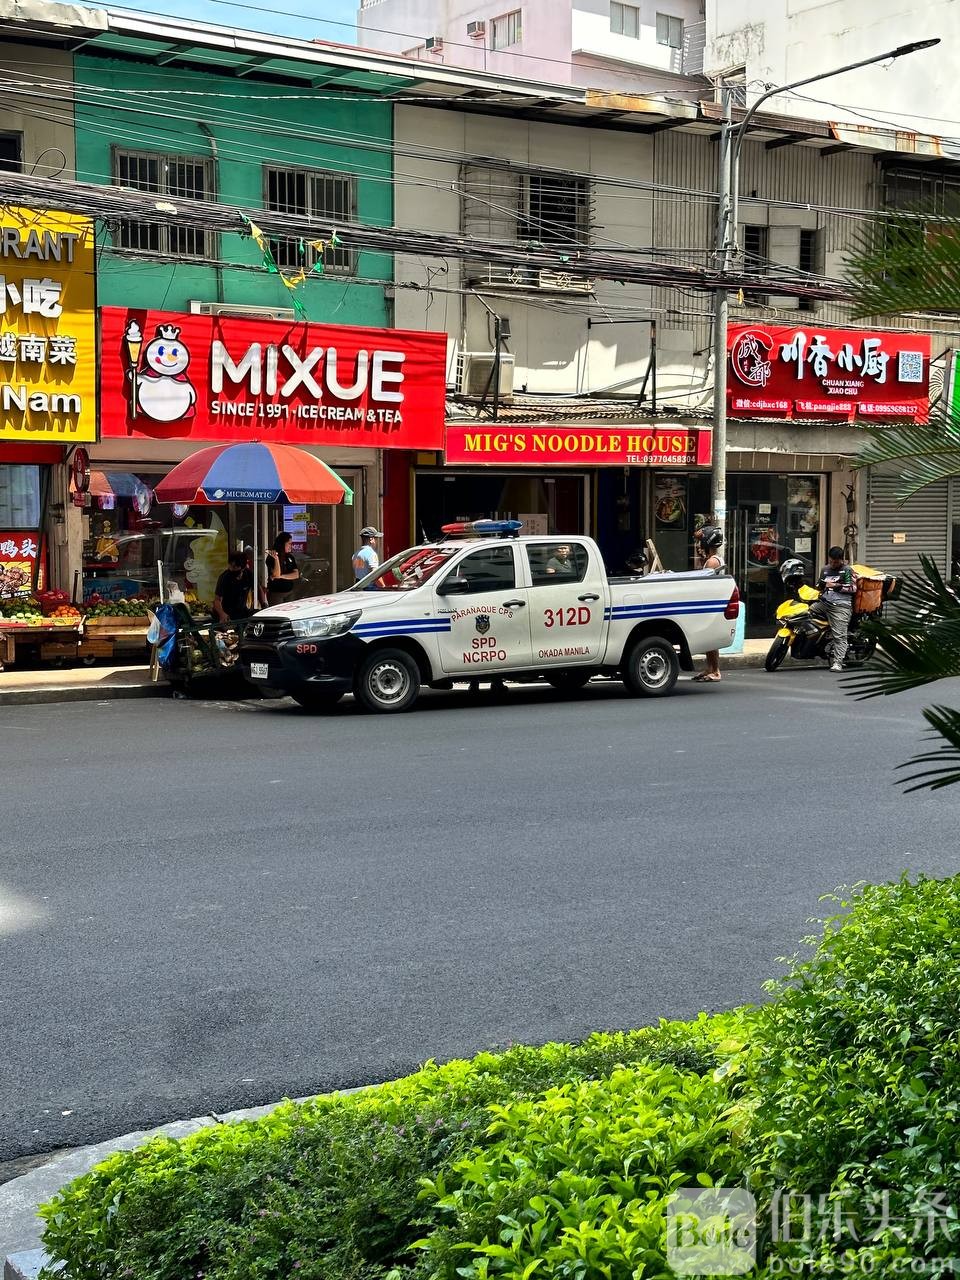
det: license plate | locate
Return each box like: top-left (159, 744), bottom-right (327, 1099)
top-left (250, 662), bottom-right (269, 680)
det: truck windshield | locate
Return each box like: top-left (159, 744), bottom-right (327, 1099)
top-left (348, 545), bottom-right (460, 592)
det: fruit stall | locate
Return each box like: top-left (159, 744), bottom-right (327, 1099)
top-left (79, 595), bottom-right (152, 663)
top-left (0, 590), bottom-right (214, 670)
top-left (0, 591), bottom-right (84, 669)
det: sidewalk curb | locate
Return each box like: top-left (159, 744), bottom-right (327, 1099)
top-left (0, 684), bottom-right (166, 707)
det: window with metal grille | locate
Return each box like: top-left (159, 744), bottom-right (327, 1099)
top-left (0, 133), bottom-right (22, 173)
top-left (610, 2), bottom-right (640, 38)
top-left (742, 224), bottom-right (769, 304)
top-left (461, 164), bottom-right (591, 287)
top-left (264, 166), bottom-right (354, 274)
top-left (114, 150), bottom-right (214, 258)
top-left (490, 10), bottom-right (522, 49)
top-left (798, 228), bottom-right (819, 312)
top-left (523, 175), bottom-right (590, 245)
top-left (656, 12), bottom-right (683, 48)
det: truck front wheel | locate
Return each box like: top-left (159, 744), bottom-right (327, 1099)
top-left (622, 636), bottom-right (679, 697)
top-left (355, 647), bottom-right (421, 713)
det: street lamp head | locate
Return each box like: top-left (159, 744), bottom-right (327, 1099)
top-left (891, 38), bottom-right (940, 57)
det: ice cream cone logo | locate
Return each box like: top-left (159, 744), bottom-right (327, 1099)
top-left (124, 318), bottom-right (143, 414)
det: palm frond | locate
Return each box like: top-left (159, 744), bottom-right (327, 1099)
top-left (853, 403), bottom-right (960, 500)
top-left (846, 212), bottom-right (960, 319)
top-left (900, 706), bottom-right (960, 792)
top-left (843, 557), bottom-right (960, 698)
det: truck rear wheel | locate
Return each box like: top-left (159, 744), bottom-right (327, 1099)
top-left (291, 687), bottom-right (344, 712)
top-left (355, 647), bottom-right (421, 713)
top-left (622, 636), bottom-right (679, 697)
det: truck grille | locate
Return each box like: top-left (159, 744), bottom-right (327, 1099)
top-left (239, 618), bottom-right (294, 645)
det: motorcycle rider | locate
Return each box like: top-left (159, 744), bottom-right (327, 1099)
top-left (814, 545), bottom-right (858, 672)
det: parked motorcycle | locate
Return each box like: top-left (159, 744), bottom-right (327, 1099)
top-left (764, 558), bottom-right (894, 672)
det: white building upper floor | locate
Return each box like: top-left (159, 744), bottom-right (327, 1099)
top-left (357, 0), bottom-right (707, 95)
top-left (704, 0), bottom-right (959, 149)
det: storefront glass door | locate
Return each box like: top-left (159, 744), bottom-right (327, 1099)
top-left (726, 475), bottom-right (823, 634)
top-left (264, 468), bottom-right (363, 597)
top-left (649, 470), bottom-right (823, 633)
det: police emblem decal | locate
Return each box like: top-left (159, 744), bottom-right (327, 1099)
top-left (475, 615), bottom-right (491, 634)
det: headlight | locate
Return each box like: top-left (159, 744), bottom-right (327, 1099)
top-left (291, 610), bottom-right (361, 639)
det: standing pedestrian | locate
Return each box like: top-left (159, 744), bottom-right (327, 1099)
top-left (265, 532), bottom-right (300, 605)
top-left (212, 551), bottom-right (254, 624)
top-left (692, 524), bottom-right (725, 683)
top-left (352, 526), bottom-right (382, 581)
top-left (815, 545), bottom-right (857, 672)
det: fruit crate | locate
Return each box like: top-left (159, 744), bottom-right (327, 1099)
top-left (83, 616), bottom-right (150, 633)
top-left (41, 639), bottom-right (81, 661)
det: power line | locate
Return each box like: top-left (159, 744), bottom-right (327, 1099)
top-left (0, 166), bottom-right (849, 300)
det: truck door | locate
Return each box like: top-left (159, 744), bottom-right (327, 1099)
top-left (524, 540), bottom-right (606, 666)
top-left (434, 543), bottom-right (533, 674)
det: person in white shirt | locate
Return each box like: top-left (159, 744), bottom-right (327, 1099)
top-left (352, 526), bottom-right (382, 581)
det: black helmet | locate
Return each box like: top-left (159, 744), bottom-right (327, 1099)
top-left (698, 524), bottom-right (723, 551)
top-left (780, 557), bottom-right (806, 584)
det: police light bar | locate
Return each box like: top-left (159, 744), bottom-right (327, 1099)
top-left (440, 519), bottom-right (523, 536)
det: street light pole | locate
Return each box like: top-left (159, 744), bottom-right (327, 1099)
top-left (710, 86), bottom-right (732, 530)
top-left (710, 36), bottom-right (940, 530)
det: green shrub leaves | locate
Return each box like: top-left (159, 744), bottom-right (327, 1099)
top-left (39, 875), bottom-right (960, 1280)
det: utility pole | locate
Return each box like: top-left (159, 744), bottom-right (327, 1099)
top-left (711, 85), bottom-right (732, 531)
top-left (709, 39), bottom-right (939, 533)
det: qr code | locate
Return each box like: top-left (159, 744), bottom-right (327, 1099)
top-left (898, 350), bottom-right (925, 383)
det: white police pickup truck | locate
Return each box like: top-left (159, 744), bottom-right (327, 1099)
top-left (240, 521), bottom-right (739, 713)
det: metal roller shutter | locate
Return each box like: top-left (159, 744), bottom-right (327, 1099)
top-left (864, 470), bottom-right (950, 575)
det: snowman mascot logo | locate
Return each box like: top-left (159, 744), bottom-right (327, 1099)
top-left (124, 320), bottom-right (197, 423)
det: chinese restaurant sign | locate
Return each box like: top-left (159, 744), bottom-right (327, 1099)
top-left (0, 530), bottom-right (39, 594)
top-left (0, 206), bottom-right (96, 443)
top-left (444, 425), bottom-right (712, 466)
top-left (728, 325), bottom-right (931, 422)
top-left (100, 308), bottom-right (447, 449)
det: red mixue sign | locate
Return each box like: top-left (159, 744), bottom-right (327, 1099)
top-left (99, 308), bottom-right (448, 448)
top-left (727, 325), bottom-right (931, 422)
top-left (444, 425), bottom-right (712, 466)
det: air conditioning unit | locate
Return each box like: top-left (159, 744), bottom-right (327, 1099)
top-left (537, 270), bottom-right (595, 293)
top-left (460, 352), bottom-right (515, 399)
top-left (189, 301), bottom-right (295, 320)
top-left (466, 20), bottom-right (485, 37)
top-left (425, 35), bottom-right (444, 51)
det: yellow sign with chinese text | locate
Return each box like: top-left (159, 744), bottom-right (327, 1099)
top-left (0, 205), bottom-right (96, 442)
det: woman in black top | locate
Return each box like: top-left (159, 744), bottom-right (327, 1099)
top-left (265, 532), bottom-right (300, 603)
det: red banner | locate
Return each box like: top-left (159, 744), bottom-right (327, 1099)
top-left (0, 530), bottom-right (39, 594)
top-left (100, 308), bottom-right (447, 449)
top-left (728, 325), bottom-right (930, 422)
top-left (444, 425), bottom-right (712, 467)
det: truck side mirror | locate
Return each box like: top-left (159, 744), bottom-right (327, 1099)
top-left (438, 576), bottom-right (469, 596)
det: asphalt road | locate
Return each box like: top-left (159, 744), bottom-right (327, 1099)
top-left (3, 667), bottom-right (960, 1163)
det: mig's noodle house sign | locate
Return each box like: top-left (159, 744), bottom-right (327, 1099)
top-left (99, 308), bottom-right (448, 449)
top-left (444, 425), bottom-right (712, 467)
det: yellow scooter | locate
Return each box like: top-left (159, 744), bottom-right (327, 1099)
top-left (764, 558), bottom-right (885, 672)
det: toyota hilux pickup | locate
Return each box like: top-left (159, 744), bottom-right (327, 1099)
top-left (240, 521), bottom-right (739, 713)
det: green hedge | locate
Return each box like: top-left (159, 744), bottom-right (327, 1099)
top-left (38, 1021), bottom-right (726, 1280)
top-left (39, 873), bottom-right (960, 1280)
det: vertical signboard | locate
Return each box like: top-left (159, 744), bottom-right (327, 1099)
top-left (0, 206), bottom-right (97, 442)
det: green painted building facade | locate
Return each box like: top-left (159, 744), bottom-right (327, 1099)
top-left (73, 50), bottom-right (400, 325)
